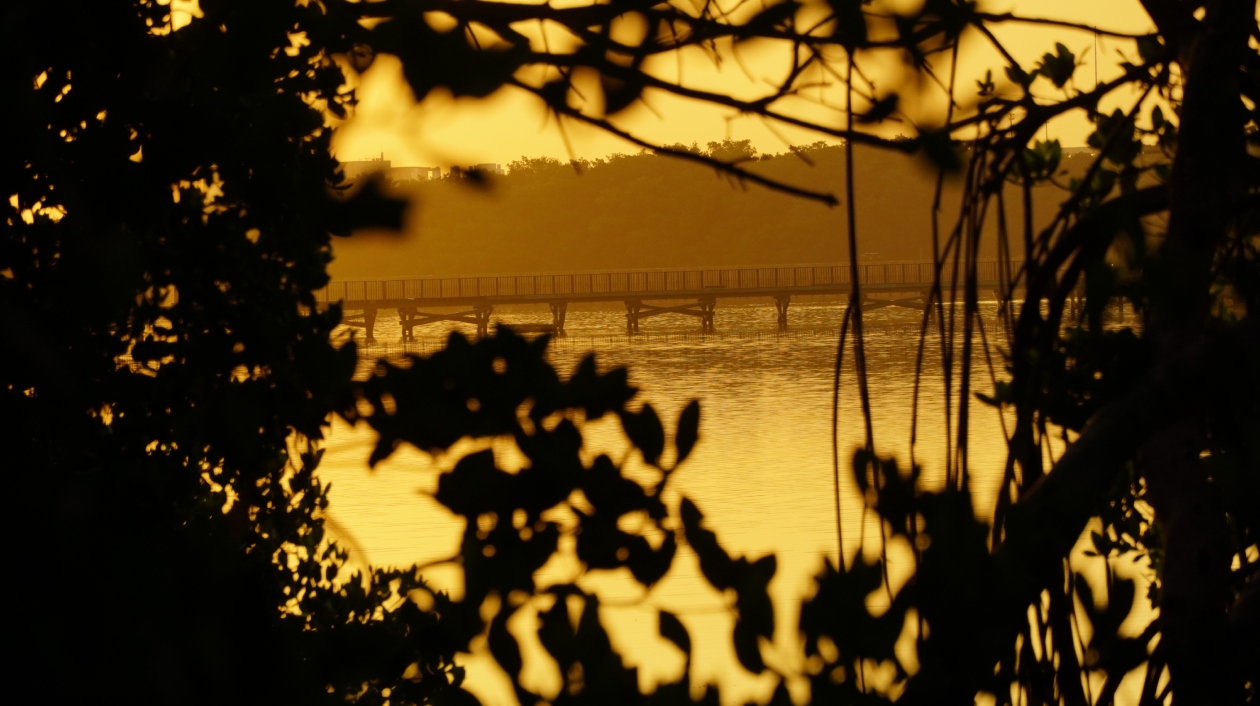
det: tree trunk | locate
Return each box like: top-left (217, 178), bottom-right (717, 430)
top-left (1137, 0), bottom-right (1251, 701)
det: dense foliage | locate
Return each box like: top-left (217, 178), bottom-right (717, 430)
top-left (2, 1), bottom-right (444, 703)
top-left (5, 0), bottom-right (1258, 705)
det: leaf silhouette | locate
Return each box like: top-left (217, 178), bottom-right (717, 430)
top-left (659, 610), bottom-right (692, 658)
top-left (1036, 43), bottom-right (1077, 88)
top-left (732, 619), bottom-right (767, 673)
top-left (619, 403), bottom-right (666, 466)
top-left (674, 399), bottom-right (701, 466)
top-left (858, 93), bottom-right (900, 124)
top-left (488, 604), bottom-right (523, 680)
top-left (680, 498), bottom-right (736, 590)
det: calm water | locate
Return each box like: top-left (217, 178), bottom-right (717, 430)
top-left (316, 299), bottom-right (1146, 704)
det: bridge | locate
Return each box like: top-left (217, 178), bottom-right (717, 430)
top-left (314, 260), bottom-right (1016, 342)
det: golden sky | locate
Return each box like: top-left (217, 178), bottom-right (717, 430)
top-left (333, 0), bottom-right (1157, 169)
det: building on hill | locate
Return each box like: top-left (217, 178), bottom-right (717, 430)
top-left (390, 166), bottom-right (441, 182)
top-left (341, 155), bottom-right (390, 181)
top-left (340, 156), bottom-right (441, 184)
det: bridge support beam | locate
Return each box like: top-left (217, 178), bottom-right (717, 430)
top-left (625, 298), bottom-right (716, 333)
top-left (549, 302), bottom-right (568, 337)
top-left (856, 294), bottom-right (927, 312)
top-left (774, 295), bottom-right (790, 332)
top-left (473, 304), bottom-right (493, 337)
top-left (399, 307), bottom-right (416, 342)
top-left (699, 298), bottom-right (716, 333)
top-left (342, 307), bottom-right (380, 344)
top-left (394, 303), bottom-right (494, 340)
top-left (625, 300), bottom-right (641, 334)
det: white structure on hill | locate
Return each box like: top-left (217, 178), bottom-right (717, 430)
top-left (390, 166), bottom-right (442, 182)
top-left (339, 155), bottom-right (442, 184)
top-left (340, 156), bottom-right (391, 182)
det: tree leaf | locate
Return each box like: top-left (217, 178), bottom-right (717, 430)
top-left (736, 555), bottom-right (777, 639)
top-left (1036, 43), bottom-right (1076, 88)
top-left (327, 173), bottom-right (408, 236)
top-left (732, 619), bottom-right (767, 673)
top-left (744, 1), bottom-right (801, 36)
top-left (1005, 63), bottom-right (1033, 89)
top-left (626, 531), bottom-right (676, 587)
top-left (434, 449), bottom-right (513, 517)
top-left (827, 0), bottom-right (867, 47)
top-left (1136, 35), bottom-right (1163, 64)
top-left (680, 498), bottom-right (736, 590)
top-left (659, 610), bottom-right (691, 658)
top-left (976, 69), bottom-right (995, 97)
top-left (918, 130), bottom-right (960, 172)
top-left (768, 680), bottom-right (793, 706)
top-left (619, 403), bottom-right (666, 466)
top-left (858, 93), bottom-right (899, 124)
top-left (488, 604), bottom-right (523, 679)
top-left (602, 73), bottom-right (645, 115)
top-left (674, 400), bottom-right (701, 466)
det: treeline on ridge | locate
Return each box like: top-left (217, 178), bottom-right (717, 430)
top-left (330, 140), bottom-right (1090, 279)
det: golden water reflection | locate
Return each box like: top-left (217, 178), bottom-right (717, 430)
top-left (316, 300), bottom-right (1151, 705)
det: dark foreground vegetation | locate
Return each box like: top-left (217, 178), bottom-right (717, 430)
top-left (4, 1), bottom-right (1257, 705)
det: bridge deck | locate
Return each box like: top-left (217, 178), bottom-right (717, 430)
top-left (316, 261), bottom-right (1013, 308)
top-left (316, 261), bottom-right (1019, 340)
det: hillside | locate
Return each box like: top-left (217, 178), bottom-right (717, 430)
top-left (329, 143), bottom-right (1088, 279)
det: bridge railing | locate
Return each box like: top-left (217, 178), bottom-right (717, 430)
top-left (314, 260), bottom-right (1014, 303)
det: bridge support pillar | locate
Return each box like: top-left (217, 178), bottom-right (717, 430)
top-left (1067, 280), bottom-right (1085, 318)
top-left (390, 304), bottom-right (496, 338)
top-left (398, 307), bottom-right (417, 342)
top-left (699, 298), bottom-right (716, 334)
top-left (474, 304), bottom-right (494, 338)
top-left (549, 302), bottom-right (568, 337)
top-left (774, 295), bottom-right (790, 332)
top-left (363, 307), bottom-right (377, 345)
top-left (625, 300), bottom-right (641, 334)
top-left (626, 298), bottom-right (715, 333)
top-left (992, 288), bottom-right (1006, 322)
top-left (341, 307), bottom-right (380, 344)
